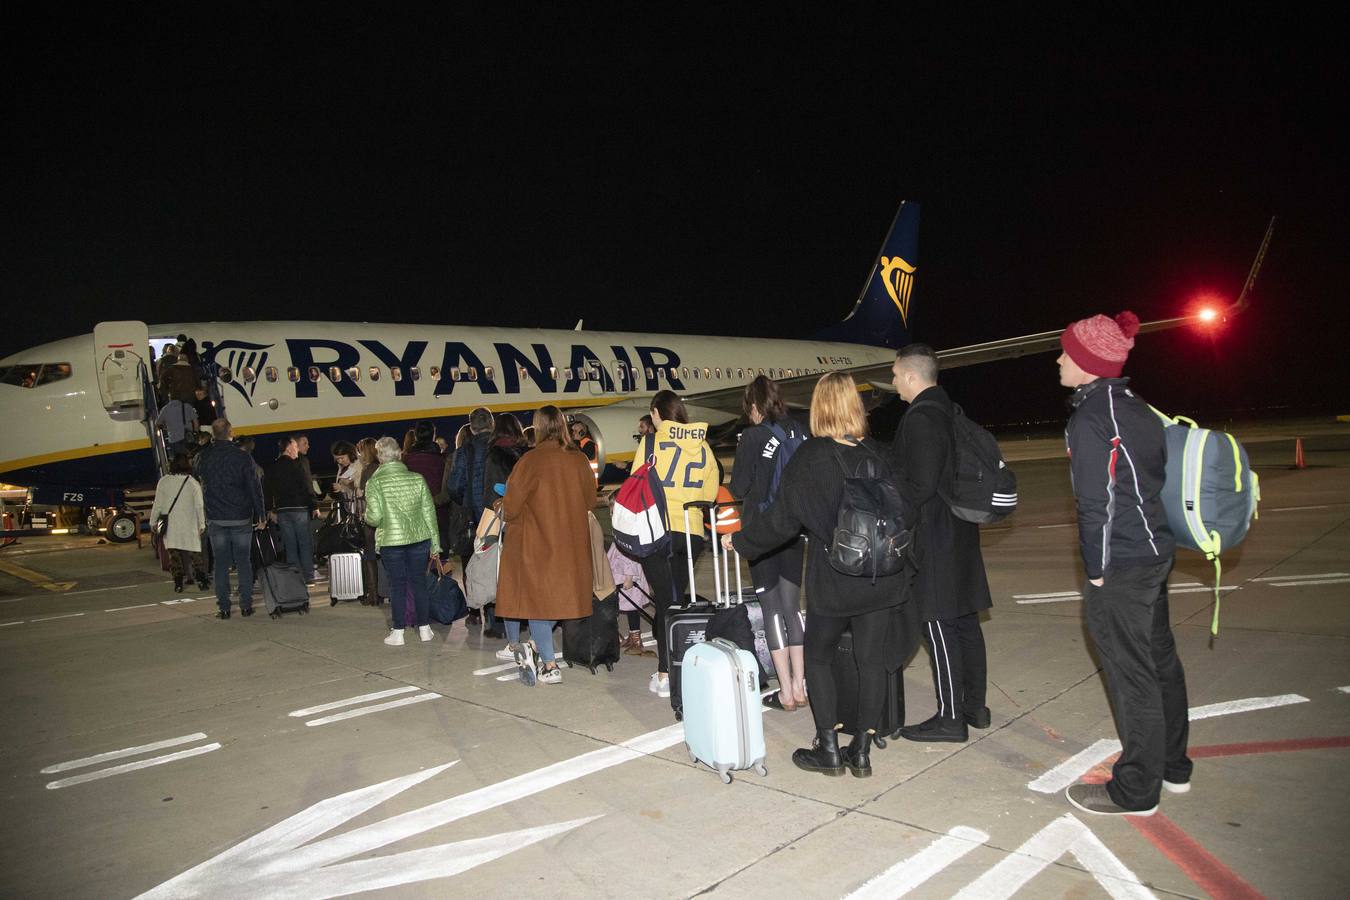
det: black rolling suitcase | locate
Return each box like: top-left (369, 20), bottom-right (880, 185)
top-left (251, 523), bottom-right (283, 579)
top-left (563, 591), bottom-right (622, 673)
top-left (833, 629), bottom-right (906, 746)
top-left (261, 563), bottom-right (310, 617)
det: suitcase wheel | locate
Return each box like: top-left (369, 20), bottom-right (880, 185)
top-left (718, 770), bottom-right (732, 785)
top-left (302, 602), bottom-right (310, 613)
top-left (874, 735), bottom-right (888, 750)
top-left (270, 611), bottom-right (280, 619)
top-left (330, 598), bottom-right (338, 607)
top-left (604, 663), bottom-right (614, 672)
top-left (754, 763), bottom-right (768, 777)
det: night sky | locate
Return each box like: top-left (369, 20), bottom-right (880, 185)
top-left (5, 10), bottom-right (1344, 427)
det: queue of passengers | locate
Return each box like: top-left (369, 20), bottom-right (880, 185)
top-left (155, 311), bottom-right (1186, 815)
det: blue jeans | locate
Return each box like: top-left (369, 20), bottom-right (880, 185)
top-left (208, 523), bottom-right (253, 612)
top-left (276, 509), bottom-right (315, 582)
top-left (504, 619), bottom-right (557, 663)
top-left (382, 540), bottom-right (431, 629)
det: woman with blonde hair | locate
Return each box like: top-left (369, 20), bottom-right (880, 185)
top-left (493, 405), bottom-right (596, 685)
top-left (364, 436), bottom-right (439, 645)
top-left (731, 373), bottom-right (913, 778)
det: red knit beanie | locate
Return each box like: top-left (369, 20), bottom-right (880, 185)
top-left (1060, 311), bottom-right (1140, 378)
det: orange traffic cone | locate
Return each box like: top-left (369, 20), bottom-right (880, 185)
top-left (1294, 437), bottom-right (1306, 469)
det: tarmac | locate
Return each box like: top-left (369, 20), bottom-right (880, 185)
top-left (1, 423), bottom-right (1347, 899)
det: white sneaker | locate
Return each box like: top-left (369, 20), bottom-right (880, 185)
top-left (515, 641), bottom-right (538, 687)
top-left (383, 629), bottom-right (405, 646)
top-left (539, 666), bottom-right (563, 685)
top-left (1163, 779), bottom-right (1191, 794)
top-left (495, 643), bottom-right (518, 662)
top-left (655, 675), bottom-right (670, 699)
top-left (418, 625), bottom-right (433, 642)
top-left (648, 672), bottom-right (662, 694)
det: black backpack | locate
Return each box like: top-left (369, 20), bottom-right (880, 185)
top-left (760, 420), bottom-right (807, 511)
top-left (828, 441), bottom-right (913, 582)
top-left (909, 400), bottom-right (1018, 524)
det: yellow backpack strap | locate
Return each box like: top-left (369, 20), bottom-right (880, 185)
top-left (1208, 530), bottom-right (1223, 638)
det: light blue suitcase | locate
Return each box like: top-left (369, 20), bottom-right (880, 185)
top-left (681, 638), bottom-right (768, 783)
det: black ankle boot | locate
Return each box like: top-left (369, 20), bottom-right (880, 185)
top-left (196, 575), bottom-right (210, 590)
top-left (173, 576), bottom-right (184, 592)
top-left (842, 732), bottom-right (873, 777)
top-left (792, 728), bottom-right (845, 776)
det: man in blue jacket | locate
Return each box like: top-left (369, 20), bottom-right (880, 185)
top-left (1059, 311), bottom-right (1191, 816)
top-left (195, 419), bottom-right (266, 618)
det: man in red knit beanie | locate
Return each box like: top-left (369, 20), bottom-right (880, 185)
top-left (1058, 311), bottom-right (1192, 817)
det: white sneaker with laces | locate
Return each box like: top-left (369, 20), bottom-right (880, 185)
top-left (495, 643), bottom-right (518, 662)
top-left (384, 629), bottom-right (405, 646)
top-left (649, 672), bottom-right (662, 694)
top-left (418, 625), bottom-right (433, 642)
top-left (539, 666), bottom-right (563, 685)
top-left (655, 674), bottom-right (670, 698)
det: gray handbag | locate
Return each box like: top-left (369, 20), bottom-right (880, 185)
top-left (463, 509), bottom-right (502, 610)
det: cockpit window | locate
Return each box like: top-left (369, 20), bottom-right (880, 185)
top-left (0, 363), bottom-right (72, 388)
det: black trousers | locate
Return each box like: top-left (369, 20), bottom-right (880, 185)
top-left (1083, 557), bottom-right (1192, 810)
top-left (640, 534), bottom-right (704, 673)
top-left (804, 607), bottom-right (890, 735)
top-left (922, 612), bottom-right (988, 722)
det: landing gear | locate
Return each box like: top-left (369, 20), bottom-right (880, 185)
top-left (107, 512), bottom-right (138, 543)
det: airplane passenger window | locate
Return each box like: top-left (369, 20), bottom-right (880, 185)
top-left (308, 366), bottom-right (321, 383)
top-left (451, 369), bottom-right (460, 381)
top-left (429, 366), bottom-right (440, 380)
top-left (715, 367), bottom-right (722, 379)
top-left (645, 367), bottom-right (654, 380)
top-left (703, 367), bottom-right (711, 379)
top-left (466, 368), bottom-right (476, 381)
top-left (288, 367), bottom-right (301, 382)
top-left (368, 366), bottom-right (380, 382)
top-left (265, 366), bottom-right (278, 382)
top-left (485, 366), bottom-right (495, 380)
top-left (682, 367), bottom-right (690, 379)
top-left (737, 368), bottom-right (744, 379)
top-left (328, 366), bottom-right (343, 382)
top-left (549, 366), bottom-right (558, 379)
top-left (391, 367), bottom-right (404, 382)
top-left (519, 365), bottom-right (528, 380)
top-left (346, 366), bottom-right (360, 382)
top-left (562, 368), bottom-right (573, 381)
top-left (219, 368), bottom-right (233, 383)
top-left (242, 367), bottom-right (256, 383)
top-left (410, 367), bottom-right (421, 381)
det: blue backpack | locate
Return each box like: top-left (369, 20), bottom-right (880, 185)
top-left (760, 420), bottom-right (807, 511)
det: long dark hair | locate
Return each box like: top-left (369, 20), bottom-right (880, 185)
top-left (741, 375), bottom-right (786, 422)
top-left (492, 412), bottom-right (526, 445)
top-left (651, 390), bottom-right (689, 424)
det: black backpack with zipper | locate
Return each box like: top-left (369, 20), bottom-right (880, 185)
top-left (828, 441), bottom-right (913, 582)
top-left (909, 400), bottom-right (1018, 524)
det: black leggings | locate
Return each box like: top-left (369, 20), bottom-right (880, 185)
top-left (749, 537), bottom-right (805, 651)
top-left (804, 607), bottom-right (891, 734)
top-left (640, 534), bottom-right (704, 673)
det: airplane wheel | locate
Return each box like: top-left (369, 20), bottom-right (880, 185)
top-left (107, 513), bottom-right (138, 543)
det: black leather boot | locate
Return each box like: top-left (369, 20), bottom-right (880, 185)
top-left (792, 728), bottom-right (845, 776)
top-left (173, 576), bottom-right (184, 593)
top-left (842, 732), bottom-right (873, 778)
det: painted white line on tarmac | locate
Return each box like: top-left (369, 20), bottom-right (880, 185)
top-left (1015, 585), bottom-right (1238, 605)
top-left (1187, 693), bottom-right (1308, 721)
top-left (289, 686), bottom-right (421, 718)
top-left (844, 825), bottom-right (989, 900)
top-left (1169, 585), bottom-right (1239, 595)
top-left (305, 693), bottom-right (441, 727)
top-left (1338, 686), bottom-right (1350, 694)
top-left (160, 598), bottom-right (198, 605)
top-left (1036, 523), bottom-right (1074, 529)
top-left (29, 612), bottom-right (85, 622)
top-left (951, 815), bottom-right (1154, 900)
top-left (57, 581), bottom-right (160, 598)
top-left (1013, 590), bottom-right (1082, 600)
top-left (1029, 694), bottom-right (1311, 792)
top-left (473, 662), bottom-right (517, 676)
top-left (1253, 572), bottom-right (1347, 582)
top-left (46, 743), bottom-right (222, 790)
top-left (1271, 577), bottom-right (1350, 588)
top-left (106, 603), bottom-right (160, 612)
top-left (42, 733), bottom-right (211, 774)
top-left (0, 620), bottom-right (25, 627)
top-left (1265, 505), bottom-right (1330, 512)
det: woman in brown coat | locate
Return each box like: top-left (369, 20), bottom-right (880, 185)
top-left (495, 405), bottom-right (596, 686)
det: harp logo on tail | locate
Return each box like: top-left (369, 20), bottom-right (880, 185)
top-left (878, 256), bottom-right (916, 324)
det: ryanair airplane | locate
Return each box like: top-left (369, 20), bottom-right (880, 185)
top-left (0, 203), bottom-right (1268, 540)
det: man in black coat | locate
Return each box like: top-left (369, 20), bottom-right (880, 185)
top-left (889, 344), bottom-right (993, 742)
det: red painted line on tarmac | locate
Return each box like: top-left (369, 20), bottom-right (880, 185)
top-left (1128, 814), bottom-right (1266, 900)
top-left (1187, 735), bottom-right (1350, 759)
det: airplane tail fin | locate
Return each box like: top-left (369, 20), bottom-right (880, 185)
top-left (813, 201), bottom-right (920, 349)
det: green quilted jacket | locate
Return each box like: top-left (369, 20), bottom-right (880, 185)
top-left (363, 461), bottom-right (439, 550)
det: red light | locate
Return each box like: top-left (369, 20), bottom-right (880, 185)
top-left (1198, 307), bottom-right (1218, 323)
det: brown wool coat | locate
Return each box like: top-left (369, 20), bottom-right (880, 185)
top-left (494, 442), bottom-right (597, 621)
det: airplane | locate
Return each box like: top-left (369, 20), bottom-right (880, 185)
top-left (0, 203), bottom-right (1273, 542)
